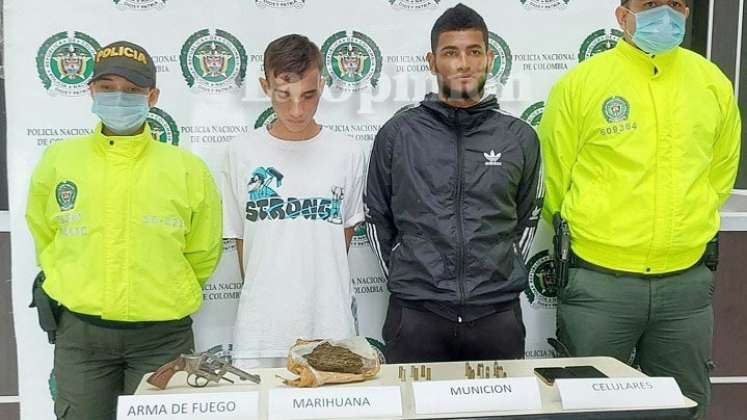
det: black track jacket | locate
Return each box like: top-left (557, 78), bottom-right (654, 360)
top-left (365, 93), bottom-right (543, 322)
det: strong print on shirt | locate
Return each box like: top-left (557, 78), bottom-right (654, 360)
top-left (245, 166), bottom-right (344, 224)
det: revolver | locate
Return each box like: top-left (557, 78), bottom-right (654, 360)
top-left (147, 352), bottom-right (261, 390)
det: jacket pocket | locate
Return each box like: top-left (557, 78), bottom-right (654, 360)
top-left (389, 233), bottom-right (451, 288)
top-left (467, 238), bottom-right (522, 290)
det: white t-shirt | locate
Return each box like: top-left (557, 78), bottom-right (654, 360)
top-left (221, 127), bottom-right (366, 360)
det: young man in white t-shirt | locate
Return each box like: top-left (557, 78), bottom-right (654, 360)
top-left (221, 34), bottom-right (366, 368)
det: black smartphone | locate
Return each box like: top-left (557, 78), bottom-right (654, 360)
top-left (565, 365), bottom-right (608, 379)
top-left (533, 367), bottom-right (573, 386)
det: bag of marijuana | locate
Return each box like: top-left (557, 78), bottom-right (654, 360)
top-left (283, 337), bottom-right (381, 387)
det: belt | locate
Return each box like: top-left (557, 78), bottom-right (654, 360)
top-left (571, 255), bottom-right (702, 279)
top-left (66, 308), bottom-right (192, 330)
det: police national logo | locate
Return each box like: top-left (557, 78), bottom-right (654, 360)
top-left (600, 96), bottom-right (637, 136)
top-left (113, 0), bottom-right (167, 10)
top-left (36, 31), bottom-right (100, 96)
top-left (254, 107), bottom-right (278, 129)
top-left (366, 337), bottom-right (387, 364)
top-left (206, 344), bottom-right (234, 364)
top-left (603, 96), bottom-right (630, 123)
top-left (578, 29), bottom-right (623, 62)
top-left (521, 101), bottom-right (545, 128)
top-left (524, 250), bottom-right (558, 309)
top-left (147, 107), bottom-right (180, 146)
top-left (487, 32), bottom-right (513, 88)
top-left (352, 224), bottom-right (369, 247)
top-left (322, 31), bottom-right (382, 91)
top-left (256, 0), bottom-right (305, 7)
top-left (389, 0), bottom-right (440, 10)
top-left (55, 181), bottom-right (78, 211)
top-left (180, 29), bottom-right (248, 93)
top-left (521, 0), bottom-right (570, 9)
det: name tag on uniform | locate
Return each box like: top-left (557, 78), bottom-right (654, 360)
top-left (117, 392), bottom-right (259, 419)
top-left (557, 377), bottom-right (685, 410)
top-left (412, 378), bottom-right (542, 415)
top-left (268, 386), bottom-right (402, 419)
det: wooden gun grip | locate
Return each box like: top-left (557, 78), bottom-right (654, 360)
top-left (147, 357), bottom-right (186, 390)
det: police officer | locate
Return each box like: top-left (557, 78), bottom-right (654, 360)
top-left (540, 1), bottom-right (741, 418)
top-left (26, 41), bottom-right (223, 420)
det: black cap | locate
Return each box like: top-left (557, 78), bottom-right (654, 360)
top-left (91, 41), bottom-right (156, 88)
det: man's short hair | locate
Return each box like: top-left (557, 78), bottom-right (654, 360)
top-left (430, 3), bottom-right (489, 53)
top-left (263, 34), bottom-right (322, 81)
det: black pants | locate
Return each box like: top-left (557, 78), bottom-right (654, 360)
top-left (382, 297), bottom-right (526, 363)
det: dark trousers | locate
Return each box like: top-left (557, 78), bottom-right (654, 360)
top-left (53, 310), bottom-right (194, 420)
top-left (382, 297), bottom-right (526, 363)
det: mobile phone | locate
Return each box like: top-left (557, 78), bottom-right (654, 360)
top-left (533, 367), bottom-right (573, 386)
top-left (565, 365), bottom-right (608, 379)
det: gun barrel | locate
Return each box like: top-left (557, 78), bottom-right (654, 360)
top-left (228, 366), bottom-right (262, 384)
top-left (207, 359), bottom-right (261, 384)
top-left (201, 353), bottom-right (263, 384)
top-left (223, 365), bottom-right (261, 384)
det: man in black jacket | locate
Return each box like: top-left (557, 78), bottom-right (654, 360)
top-left (365, 3), bottom-right (543, 363)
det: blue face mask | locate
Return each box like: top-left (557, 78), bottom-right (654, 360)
top-left (91, 91), bottom-right (150, 135)
top-left (628, 5), bottom-right (686, 54)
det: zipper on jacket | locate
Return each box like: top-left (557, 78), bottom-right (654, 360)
top-left (455, 112), bottom-right (466, 310)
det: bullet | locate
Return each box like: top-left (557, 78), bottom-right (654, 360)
top-left (412, 366), bottom-right (418, 381)
top-left (421, 365), bottom-right (426, 377)
top-left (426, 367), bottom-right (432, 381)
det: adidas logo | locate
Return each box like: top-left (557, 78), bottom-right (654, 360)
top-left (484, 150), bottom-right (503, 166)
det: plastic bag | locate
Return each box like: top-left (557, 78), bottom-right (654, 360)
top-left (283, 337), bottom-right (381, 387)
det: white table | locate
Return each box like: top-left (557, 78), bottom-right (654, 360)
top-left (135, 356), bottom-right (697, 419)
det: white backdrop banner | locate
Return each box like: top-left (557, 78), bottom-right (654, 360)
top-left (6, 0), bottom-right (621, 418)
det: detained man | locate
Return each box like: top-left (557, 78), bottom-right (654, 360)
top-left (366, 3), bottom-right (543, 363)
top-left (221, 34), bottom-right (367, 368)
